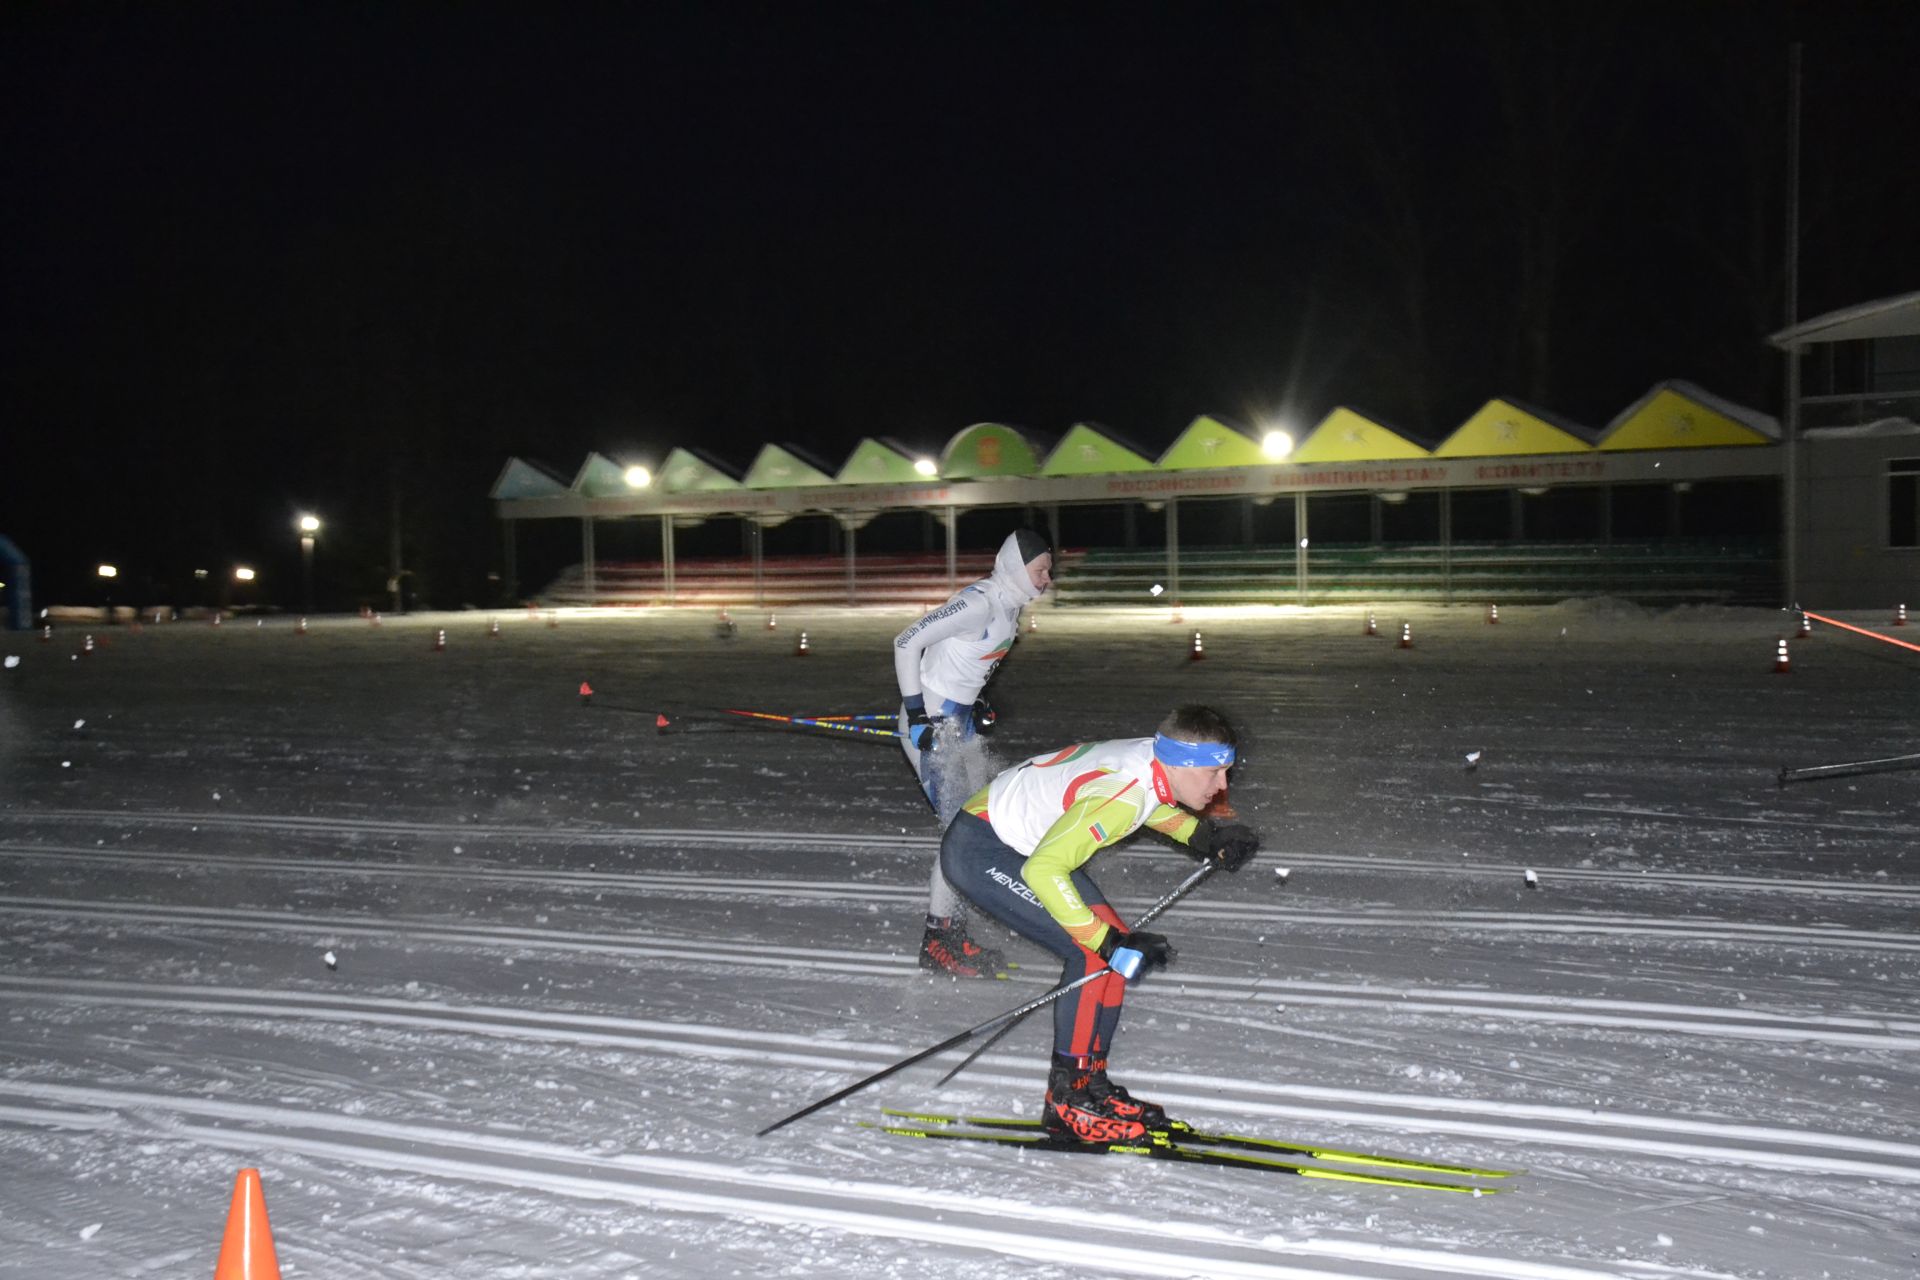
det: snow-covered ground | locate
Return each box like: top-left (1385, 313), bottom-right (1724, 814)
top-left (2, 601), bottom-right (1916, 1279)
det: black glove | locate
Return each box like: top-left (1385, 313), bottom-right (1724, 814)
top-left (1189, 820), bottom-right (1260, 873)
top-left (1098, 928), bottom-right (1175, 979)
top-left (906, 707), bottom-right (941, 752)
top-left (971, 698), bottom-right (997, 735)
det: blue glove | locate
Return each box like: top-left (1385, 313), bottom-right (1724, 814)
top-left (1098, 929), bottom-right (1175, 980)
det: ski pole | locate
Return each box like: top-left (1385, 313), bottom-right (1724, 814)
top-left (936, 859), bottom-right (1218, 1086)
top-left (719, 708), bottom-right (901, 740)
top-left (1778, 750), bottom-right (1920, 786)
top-left (755, 861), bottom-right (1218, 1138)
top-left (1801, 610), bottom-right (1920, 656)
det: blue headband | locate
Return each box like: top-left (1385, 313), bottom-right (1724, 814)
top-left (1153, 733), bottom-right (1236, 768)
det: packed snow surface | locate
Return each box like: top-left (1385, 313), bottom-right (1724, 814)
top-left (2, 602), bottom-right (1916, 1278)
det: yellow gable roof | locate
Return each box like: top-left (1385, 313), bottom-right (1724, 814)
top-left (1435, 399), bottom-right (1592, 457)
top-left (1290, 407), bottom-right (1432, 462)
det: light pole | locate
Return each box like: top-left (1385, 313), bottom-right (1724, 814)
top-left (297, 514), bottom-right (321, 614)
top-left (97, 563), bottom-right (118, 623)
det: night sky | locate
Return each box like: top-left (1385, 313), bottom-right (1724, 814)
top-left (5, 2), bottom-right (1919, 608)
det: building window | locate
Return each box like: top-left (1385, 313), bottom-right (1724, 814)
top-left (1893, 458), bottom-right (1920, 549)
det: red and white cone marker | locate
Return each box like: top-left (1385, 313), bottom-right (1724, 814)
top-left (1398, 622), bottom-right (1413, 649)
top-left (1364, 610), bottom-right (1377, 637)
top-left (432, 629), bottom-right (446, 652)
top-left (1487, 603), bottom-right (1500, 624)
top-left (1895, 603), bottom-right (1909, 627)
top-left (1796, 612), bottom-right (1811, 639)
top-left (82, 634), bottom-right (95, 656)
top-left (488, 617), bottom-right (501, 638)
top-left (1026, 613), bottom-right (1038, 634)
top-left (547, 610), bottom-right (559, 629)
top-left (40, 625), bottom-right (51, 643)
top-left (296, 617), bottom-right (308, 636)
top-left (1170, 602), bottom-right (1184, 625)
top-left (578, 681), bottom-right (594, 707)
top-left (1189, 630), bottom-right (1205, 661)
top-left (211, 612), bottom-right (222, 628)
top-left (766, 613), bottom-right (777, 630)
top-left (795, 631), bottom-right (810, 656)
top-left (1774, 637), bottom-right (1791, 674)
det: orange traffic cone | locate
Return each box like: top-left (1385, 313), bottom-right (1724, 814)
top-left (1398, 622), bottom-right (1413, 649)
top-left (795, 630), bottom-right (810, 656)
top-left (1774, 638), bottom-right (1791, 674)
top-left (1189, 630), bottom-right (1205, 660)
top-left (211, 1167), bottom-right (282, 1280)
top-left (1201, 790), bottom-right (1238, 821)
top-left (578, 681), bottom-right (594, 706)
top-left (432, 629), bottom-right (446, 652)
top-left (1486, 603), bottom-right (1500, 624)
top-left (1363, 610), bottom-right (1377, 637)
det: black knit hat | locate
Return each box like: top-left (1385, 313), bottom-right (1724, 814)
top-left (1013, 529), bottom-right (1051, 564)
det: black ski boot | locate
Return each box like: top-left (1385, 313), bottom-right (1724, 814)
top-left (1085, 1057), bottom-right (1168, 1132)
top-left (1042, 1059), bottom-right (1149, 1145)
top-left (919, 918), bottom-right (1006, 979)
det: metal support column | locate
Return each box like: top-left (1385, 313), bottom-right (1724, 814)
top-left (1439, 489), bottom-right (1453, 605)
top-left (845, 521), bottom-right (858, 605)
top-left (581, 517), bottom-right (596, 605)
top-left (502, 517), bottom-right (517, 604)
top-left (661, 514), bottom-right (677, 605)
top-left (946, 505), bottom-right (958, 593)
top-left (1295, 491), bottom-right (1309, 604)
top-left (751, 519), bottom-right (764, 609)
top-left (1166, 500), bottom-right (1180, 603)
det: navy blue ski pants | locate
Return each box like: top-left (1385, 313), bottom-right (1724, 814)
top-left (939, 810), bottom-right (1129, 1062)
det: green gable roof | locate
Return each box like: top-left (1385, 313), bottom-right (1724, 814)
top-left (837, 437), bottom-right (927, 484)
top-left (1042, 423), bottom-right (1156, 475)
top-left (658, 447), bottom-right (741, 492)
top-left (490, 457), bottom-right (568, 500)
top-left (1157, 415), bottom-right (1267, 470)
top-left (940, 423), bottom-right (1042, 479)
top-left (743, 444), bottom-right (837, 489)
top-left (572, 451), bottom-right (638, 497)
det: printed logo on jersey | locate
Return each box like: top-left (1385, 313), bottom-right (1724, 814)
top-left (1150, 760), bottom-right (1174, 805)
top-left (893, 596), bottom-right (972, 647)
top-left (1087, 820), bottom-right (1110, 844)
top-left (986, 865), bottom-right (1043, 907)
